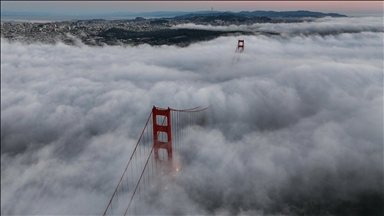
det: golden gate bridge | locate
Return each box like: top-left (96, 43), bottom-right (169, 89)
top-left (103, 106), bottom-right (209, 215)
top-left (103, 39), bottom-right (242, 215)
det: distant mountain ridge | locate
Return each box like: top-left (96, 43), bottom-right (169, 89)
top-left (103, 10), bottom-right (347, 18)
top-left (175, 10), bottom-right (347, 19)
top-left (1, 10), bottom-right (347, 19)
top-left (241, 10), bottom-right (346, 18)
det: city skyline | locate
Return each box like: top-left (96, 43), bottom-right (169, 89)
top-left (1, 1), bottom-right (383, 16)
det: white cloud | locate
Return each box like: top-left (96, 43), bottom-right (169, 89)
top-left (1, 16), bottom-right (383, 215)
top-left (172, 16), bottom-right (384, 36)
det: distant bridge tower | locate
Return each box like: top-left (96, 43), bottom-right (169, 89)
top-left (152, 106), bottom-right (173, 169)
top-left (237, 39), bottom-right (244, 52)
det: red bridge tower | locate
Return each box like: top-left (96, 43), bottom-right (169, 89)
top-left (237, 39), bottom-right (244, 52)
top-left (152, 106), bottom-right (173, 168)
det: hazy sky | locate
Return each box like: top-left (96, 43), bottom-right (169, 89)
top-left (1, 1), bottom-right (383, 16)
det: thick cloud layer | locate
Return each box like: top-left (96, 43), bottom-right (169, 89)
top-left (1, 17), bottom-right (383, 215)
top-left (172, 16), bottom-right (384, 36)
